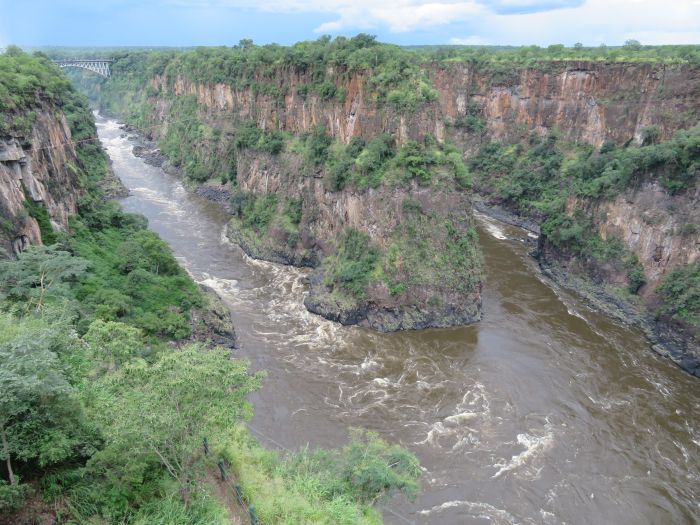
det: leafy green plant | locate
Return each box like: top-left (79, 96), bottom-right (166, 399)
top-left (23, 196), bottom-right (57, 245)
top-left (0, 245), bottom-right (88, 313)
top-left (90, 345), bottom-right (263, 502)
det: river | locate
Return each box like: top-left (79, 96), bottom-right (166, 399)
top-left (96, 115), bottom-right (699, 525)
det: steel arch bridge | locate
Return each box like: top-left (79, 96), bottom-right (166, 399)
top-left (53, 59), bottom-right (114, 78)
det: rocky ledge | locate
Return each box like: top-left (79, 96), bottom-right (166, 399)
top-left (304, 272), bottom-right (482, 332)
top-left (226, 217), bottom-right (319, 268)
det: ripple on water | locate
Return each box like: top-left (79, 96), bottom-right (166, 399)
top-left (418, 500), bottom-right (526, 525)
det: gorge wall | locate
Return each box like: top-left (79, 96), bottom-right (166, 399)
top-left (94, 47), bottom-right (699, 366)
top-left (147, 61), bottom-right (698, 148)
top-left (0, 104), bottom-right (82, 254)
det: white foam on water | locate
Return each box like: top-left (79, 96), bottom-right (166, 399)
top-left (360, 355), bottom-right (380, 373)
top-left (217, 230), bottom-right (347, 349)
top-left (585, 394), bottom-right (631, 411)
top-left (416, 422), bottom-right (448, 446)
top-left (417, 382), bottom-right (491, 447)
top-left (444, 411), bottom-right (480, 425)
top-left (198, 273), bottom-right (239, 296)
top-left (539, 509), bottom-right (558, 524)
top-left (650, 380), bottom-right (671, 398)
top-left (492, 422), bottom-right (555, 479)
top-left (418, 500), bottom-right (521, 524)
top-left (451, 433), bottom-right (480, 451)
top-left (128, 186), bottom-right (186, 217)
top-left (475, 212), bottom-right (508, 240)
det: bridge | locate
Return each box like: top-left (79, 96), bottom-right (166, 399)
top-left (53, 59), bottom-right (114, 78)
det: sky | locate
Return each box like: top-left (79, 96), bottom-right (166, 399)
top-left (0, 0), bottom-right (698, 48)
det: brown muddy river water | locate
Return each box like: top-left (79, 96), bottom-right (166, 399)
top-left (97, 115), bottom-right (699, 524)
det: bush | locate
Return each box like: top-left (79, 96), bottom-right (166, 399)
top-left (0, 481), bottom-right (27, 512)
top-left (23, 194), bottom-right (57, 245)
top-left (284, 198), bottom-right (303, 225)
top-left (626, 257), bottom-right (646, 294)
top-left (241, 193), bottom-right (279, 231)
top-left (326, 229), bottom-right (379, 296)
top-left (657, 262), bottom-right (700, 327)
top-left (318, 81), bottom-right (336, 100)
top-left (306, 125), bottom-right (332, 164)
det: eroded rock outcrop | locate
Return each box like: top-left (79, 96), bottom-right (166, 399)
top-left (0, 106), bottom-right (82, 254)
top-left (226, 150), bottom-right (482, 331)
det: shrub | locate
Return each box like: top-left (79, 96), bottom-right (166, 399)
top-left (306, 125), bottom-right (333, 164)
top-left (326, 229), bottom-right (379, 296)
top-left (626, 257), bottom-right (646, 294)
top-left (284, 198), bottom-right (303, 225)
top-left (657, 262), bottom-right (700, 327)
top-left (318, 81), bottom-right (336, 100)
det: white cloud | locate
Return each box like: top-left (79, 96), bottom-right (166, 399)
top-left (179, 0), bottom-right (488, 33)
top-left (165, 0), bottom-right (700, 44)
top-left (485, 0), bottom-right (700, 45)
top-left (449, 36), bottom-right (491, 45)
top-left (313, 1), bottom-right (486, 33)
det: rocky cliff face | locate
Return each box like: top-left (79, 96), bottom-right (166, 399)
top-left (0, 105), bottom-right (82, 254)
top-left (148, 61), bottom-right (699, 148)
top-left (431, 62), bottom-right (699, 146)
top-left (567, 182), bottom-right (699, 294)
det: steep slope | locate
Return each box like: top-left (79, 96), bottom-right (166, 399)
top-left (0, 103), bottom-right (82, 253)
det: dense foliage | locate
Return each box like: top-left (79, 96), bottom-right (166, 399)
top-left (0, 46), bottom-right (72, 116)
top-left (221, 428), bottom-right (419, 525)
top-left (324, 229), bottom-right (380, 297)
top-left (409, 40), bottom-right (700, 66)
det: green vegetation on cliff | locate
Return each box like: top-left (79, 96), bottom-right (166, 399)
top-left (323, 132), bottom-right (471, 191)
top-left (0, 46), bottom-right (72, 115)
top-left (657, 262), bottom-right (700, 328)
top-left (470, 126), bottom-right (700, 219)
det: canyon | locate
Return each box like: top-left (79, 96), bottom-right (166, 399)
top-left (91, 47), bottom-right (699, 372)
top-left (2, 43), bottom-right (699, 524)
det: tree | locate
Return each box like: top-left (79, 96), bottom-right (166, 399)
top-left (0, 245), bottom-right (88, 313)
top-left (116, 230), bottom-right (179, 276)
top-left (83, 319), bottom-right (144, 373)
top-left (0, 313), bottom-right (72, 485)
top-left (624, 39), bottom-right (642, 51)
top-left (90, 345), bottom-right (263, 503)
top-left (640, 124), bottom-right (660, 146)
